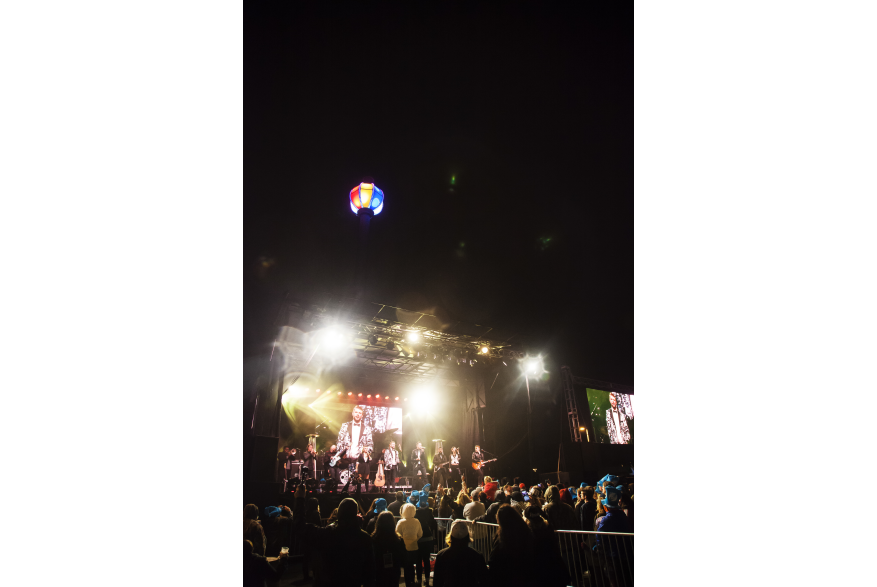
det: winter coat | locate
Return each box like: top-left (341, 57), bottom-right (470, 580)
top-left (395, 503), bottom-right (423, 551)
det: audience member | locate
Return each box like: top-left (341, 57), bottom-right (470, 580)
top-left (367, 498), bottom-right (388, 534)
top-left (414, 487), bottom-right (437, 586)
top-left (453, 492), bottom-right (471, 519)
top-left (432, 520), bottom-right (488, 587)
top-left (292, 485), bottom-right (376, 587)
top-left (474, 492), bottom-right (505, 524)
top-left (544, 486), bottom-right (578, 531)
top-left (396, 502), bottom-right (423, 587)
top-left (524, 506), bottom-right (570, 587)
top-left (387, 491), bottom-right (406, 516)
top-left (244, 539), bottom-right (288, 587)
top-left (371, 511), bottom-right (406, 587)
top-left (463, 490), bottom-right (486, 520)
top-left (243, 504), bottom-right (266, 556)
top-left (578, 487), bottom-right (598, 532)
top-left (486, 504), bottom-right (535, 586)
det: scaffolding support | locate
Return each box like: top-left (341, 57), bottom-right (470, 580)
top-left (561, 366), bottom-right (582, 442)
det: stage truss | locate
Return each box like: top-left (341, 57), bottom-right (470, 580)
top-left (275, 293), bottom-right (528, 387)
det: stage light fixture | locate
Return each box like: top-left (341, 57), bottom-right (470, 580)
top-left (481, 346), bottom-right (489, 354)
top-left (367, 394), bottom-right (372, 398)
top-left (368, 334), bottom-right (379, 346)
top-left (385, 395), bottom-right (390, 399)
top-left (350, 180), bottom-right (385, 215)
top-left (407, 331), bottom-right (420, 342)
top-left (358, 393), bottom-right (363, 397)
top-left (348, 392), bottom-right (353, 396)
top-left (579, 426), bottom-right (586, 431)
top-left (337, 392), bottom-right (342, 396)
top-left (395, 396), bottom-right (400, 400)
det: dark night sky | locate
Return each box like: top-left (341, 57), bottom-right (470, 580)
top-left (244, 3), bottom-right (633, 385)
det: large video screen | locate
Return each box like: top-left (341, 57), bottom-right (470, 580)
top-left (587, 389), bottom-right (634, 445)
top-left (320, 403), bottom-right (404, 456)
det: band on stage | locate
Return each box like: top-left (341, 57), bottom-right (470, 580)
top-left (278, 404), bottom-right (493, 494)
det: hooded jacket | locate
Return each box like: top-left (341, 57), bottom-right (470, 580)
top-left (395, 503), bottom-right (423, 551)
top-left (544, 486), bottom-right (578, 531)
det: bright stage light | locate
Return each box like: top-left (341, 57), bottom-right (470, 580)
top-left (385, 395), bottom-right (390, 399)
top-left (367, 394), bottom-right (372, 398)
top-left (337, 392), bottom-right (342, 396)
top-left (407, 332), bottom-right (420, 342)
top-left (525, 358), bottom-right (542, 374)
top-left (348, 392), bottom-right (353, 396)
top-left (395, 396), bottom-right (399, 400)
top-left (579, 426), bottom-right (586, 431)
top-left (358, 393), bottom-right (363, 397)
top-left (481, 346), bottom-right (489, 354)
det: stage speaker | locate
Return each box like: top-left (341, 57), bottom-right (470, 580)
top-left (250, 435), bottom-right (280, 482)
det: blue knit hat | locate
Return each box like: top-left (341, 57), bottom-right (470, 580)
top-left (580, 482), bottom-right (589, 488)
top-left (264, 506), bottom-right (281, 519)
top-left (373, 498), bottom-right (387, 514)
top-left (601, 485), bottom-right (623, 509)
top-left (411, 484), bottom-right (432, 508)
top-left (596, 475), bottom-right (620, 495)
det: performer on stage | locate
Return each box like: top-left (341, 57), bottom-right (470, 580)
top-left (432, 446), bottom-right (448, 488)
top-left (356, 448), bottom-right (375, 493)
top-left (381, 440), bottom-right (401, 491)
top-left (324, 444), bottom-right (341, 488)
top-left (301, 445), bottom-right (317, 480)
top-left (471, 445), bottom-right (485, 487)
top-left (410, 442), bottom-right (427, 488)
top-left (448, 446), bottom-right (462, 482)
top-left (277, 446), bottom-right (292, 484)
top-left (336, 405), bottom-right (374, 460)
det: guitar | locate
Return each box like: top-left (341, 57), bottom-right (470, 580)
top-left (434, 462), bottom-right (450, 472)
top-left (375, 461), bottom-right (385, 487)
top-left (329, 453), bottom-right (341, 467)
top-left (471, 458), bottom-right (496, 470)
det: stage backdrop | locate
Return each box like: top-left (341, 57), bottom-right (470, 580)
top-left (587, 389), bottom-right (635, 445)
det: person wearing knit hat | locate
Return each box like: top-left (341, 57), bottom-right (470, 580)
top-left (366, 498), bottom-right (388, 534)
top-left (414, 484), bottom-right (437, 586)
top-left (374, 497), bottom-right (388, 515)
top-left (432, 520), bottom-right (488, 586)
top-left (595, 485), bottom-right (631, 553)
top-left (395, 503), bottom-right (423, 587)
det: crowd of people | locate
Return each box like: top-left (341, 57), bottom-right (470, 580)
top-left (243, 473), bottom-right (633, 587)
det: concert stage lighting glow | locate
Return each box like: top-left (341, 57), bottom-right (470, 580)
top-left (337, 392), bottom-right (342, 396)
top-left (481, 346), bottom-right (489, 354)
top-left (367, 394), bottom-right (372, 398)
top-left (368, 334), bottom-right (379, 345)
top-left (395, 396), bottom-right (399, 400)
top-left (525, 358), bottom-right (542, 373)
top-left (407, 332), bottom-right (420, 342)
top-left (358, 393), bottom-right (363, 397)
top-left (348, 392), bottom-right (353, 396)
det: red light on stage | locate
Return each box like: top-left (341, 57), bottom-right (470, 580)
top-left (395, 396), bottom-right (399, 400)
top-left (358, 393), bottom-right (363, 397)
top-left (348, 392), bottom-right (353, 396)
top-left (337, 392), bottom-right (342, 396)
top-left (385, 395), bottom-right (390, 399)
top-left (367, 394), bottom-right (372, 398)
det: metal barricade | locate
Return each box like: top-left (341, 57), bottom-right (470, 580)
top-left (556, 530), bottom-right (634, 587)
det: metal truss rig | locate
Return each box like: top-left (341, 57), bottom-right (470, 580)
top-left (277, 294), bottom-right (529, 386)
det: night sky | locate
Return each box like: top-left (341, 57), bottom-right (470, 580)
top-left (245, 3), bottom-right (633, 385)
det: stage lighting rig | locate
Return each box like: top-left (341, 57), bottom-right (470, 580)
top-left (368, 334), bottom-right (379, 346)
top-left (386, 340), bottom-right (396, 351)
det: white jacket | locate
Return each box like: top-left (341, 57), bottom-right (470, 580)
top-left (395, 503), bottom-right (423, 551)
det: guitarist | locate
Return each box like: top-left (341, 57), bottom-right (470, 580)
top-left (432, 446), bottom-right (448, 488)
top-left (471, 445), bottom-right (485, 487)
top-left (325, 445), bottom-right (341, 489)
